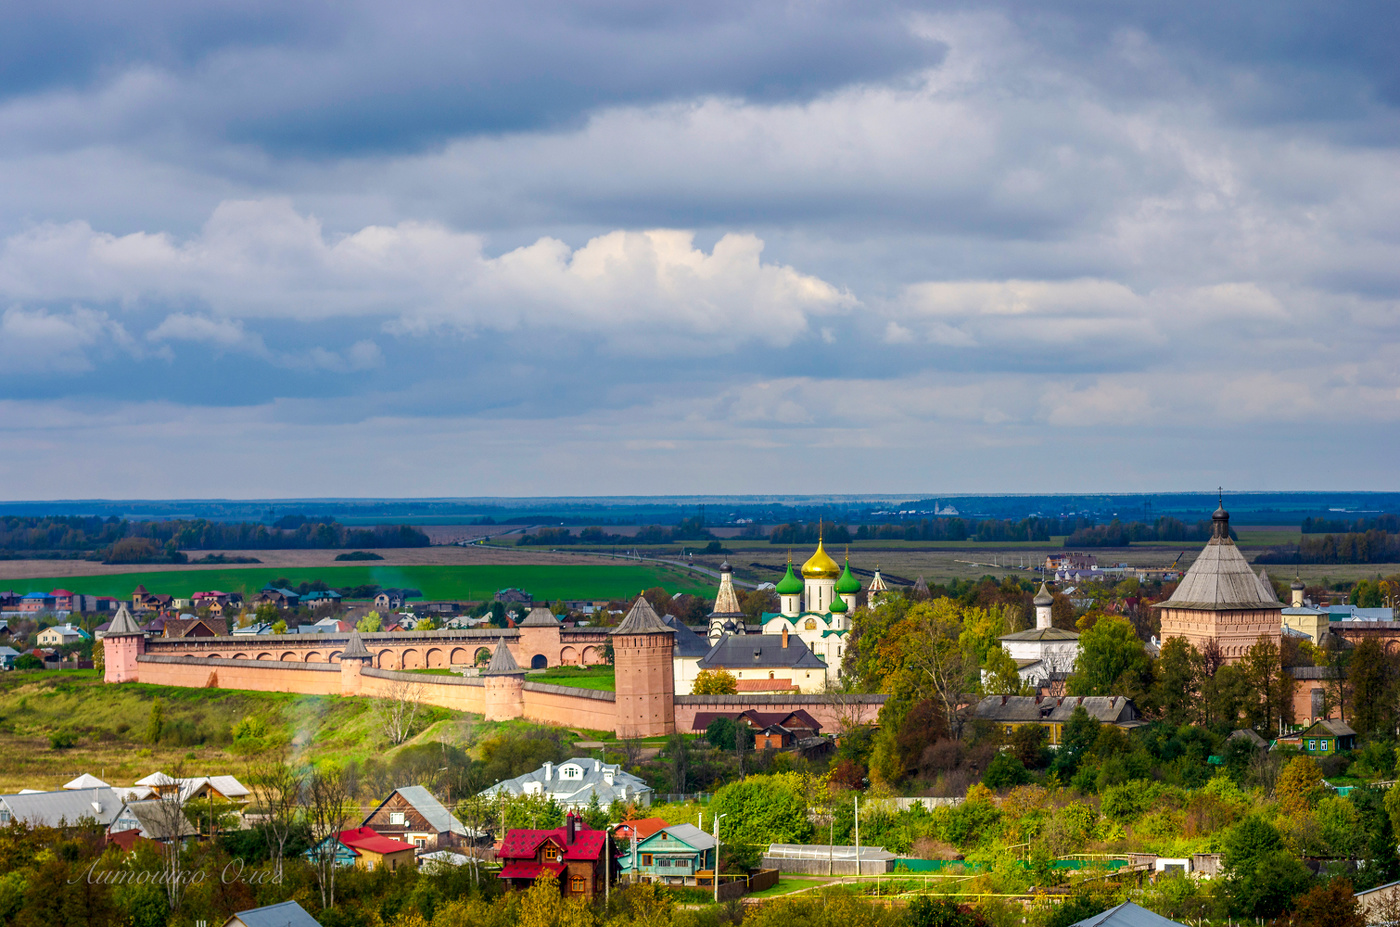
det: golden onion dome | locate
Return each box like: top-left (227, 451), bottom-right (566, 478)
top-left (801, 540), bottom-right (842, 580)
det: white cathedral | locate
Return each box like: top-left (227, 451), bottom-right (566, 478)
top-left (706, 538), bottom-right (890, 686)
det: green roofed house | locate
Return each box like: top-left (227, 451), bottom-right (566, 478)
top-left (619, 823), bottom-right (717, 887)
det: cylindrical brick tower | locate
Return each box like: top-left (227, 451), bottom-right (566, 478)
top-left (612, 596), bottom-right (675, 738)
top-left (338, 630), bottom-right (374, 695)
top-left (103, 604), bottom-right (146, 684)
top-left (481, 643), bottom-right (526, 721)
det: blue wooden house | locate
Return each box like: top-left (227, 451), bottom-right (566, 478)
top-left (618, 823), bottom-right (717, 887)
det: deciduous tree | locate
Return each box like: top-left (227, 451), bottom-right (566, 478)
top-left (692, 669), bottom-right (738, 695)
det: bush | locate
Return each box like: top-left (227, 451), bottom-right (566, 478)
top-left (983, 751), bottom-right (1032, 790)
top-left (48, 729), bottom-right (76, 750)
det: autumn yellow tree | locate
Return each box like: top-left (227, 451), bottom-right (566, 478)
top-left (692, 668), bottom-right (739, 695)
top-left (517, 870), bottom-right (595, 927)
top-left (1276, 756), bottom-right (1325, 816)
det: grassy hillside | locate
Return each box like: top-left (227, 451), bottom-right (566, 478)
top-left (9, 562), bottom-right (711, 602)
top-left (532, 665), bottom-right (616, 691)
top-left (0, 670), bottom-right (480, 793)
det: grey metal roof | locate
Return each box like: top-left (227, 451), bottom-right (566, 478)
top-left (107, 604), bottom-right (143, 636)
top-left (765, 843), bottom-right (895, 861)
top-left (971, 695), bottom-right (1141, 725)
top-left (0, 787), bottom-right (122, 827)
top-left (1033, 582), bottom-right (1054, 606)
top-left (661, 614), bottom-right (711, 658)
top-left (698, 634), bottom-right (827, 670)
top-left (1071, 902), bottom-right (1187, 927)
top-left (999, 626), bottom-right (1079, 642)
top-left (1154, 507), bottom-right (1282, 612)
top-left (227, 900), bottom-right (323, 927)
top-left (480, 757), bottom-right (651, 807)
top-left (367, 785), bottom-right (467, 836)
top-left (481, 643), bottom-right (524, 675)
top-left (340, 631), bottom-right (372, 659)
top-left (646, 822), bottom-right (716, 851)
top-left (519, 607), bottom-right (560, 628)
top-left (1228, 729), bottom-right (1267, 746)
top-left (117, 799), bottom-right (200, 840)
top-left (612, 597), bottom-right (673, 636)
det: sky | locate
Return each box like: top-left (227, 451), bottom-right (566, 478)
top-left (1, 0), bottom-right (1398, 499)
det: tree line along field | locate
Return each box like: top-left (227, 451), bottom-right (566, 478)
top-left (3, 563), bottom-right (712, 602)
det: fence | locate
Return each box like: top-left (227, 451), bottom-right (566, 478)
top-left (651, 793), bottom-right (712, 805)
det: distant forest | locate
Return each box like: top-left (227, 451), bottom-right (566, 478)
top-left (1302, 514), bottom-right (1400, 534)
top-left (0, 515), bottom-right (429, 562)
top-left (1258, 530), bottom-right (1400, 565)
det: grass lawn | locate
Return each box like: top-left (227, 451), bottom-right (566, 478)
top-left (10, 563), bottom-right (712, 602)
top-left (0, 669), bottom-right (428, 792)
top-left (532, 665), bottom-right (616, 691)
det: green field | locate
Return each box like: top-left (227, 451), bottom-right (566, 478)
top-left (532, 665), bottom-right (616, 691)
top-left (10, 563), bottom-right (711, 602)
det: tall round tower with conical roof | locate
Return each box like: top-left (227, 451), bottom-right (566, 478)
top-left (481, 642), bottom-right (526, 721)
top-left (612, 596), bottom-right (675, 738)
top-left (103, 604), bottom-right (145, 683)
top-left (1152, 499), bottom-right (1283, 663)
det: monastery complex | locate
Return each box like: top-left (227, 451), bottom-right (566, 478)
top-left (98, 504), bottom-right (1335, 737)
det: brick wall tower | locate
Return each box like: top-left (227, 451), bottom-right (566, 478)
top-left (481, 643), bottom-right (526, 721)
top-left (103, 604), bottom-right (146, 684)
top-left (612, 596), bottom-right (675, 738)
top-left (339, 630), bottom-right (373, 695)
top-left (1153, 500), bottom-right (1283, 663)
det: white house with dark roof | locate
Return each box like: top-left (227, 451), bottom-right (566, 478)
top-left (479, 758), bottom-right (652, 809)
top-left (695, 628), bottom-right (828, 693)
top-left (995, 582), bottom-right (1080, 690)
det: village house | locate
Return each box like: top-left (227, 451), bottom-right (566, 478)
top-left (970, 695), bottom-right (1145, 747)
top-left (611, 818), bottom-right (668, 844)
top-left (310, 827), bottom-right (417, 871)
top-left (0, 787), bottom-right (122, 829)
top-left (254, 586), bottom-right (301, 608)
top-left (498, 813), bottom-right (617, 899)
top-left (223, 900), bottom-right (322, 927)
top-left (689, 709), bottom-right (823, 750)
top-left (160, 616), bottom-right (228, 638)
top-left (36, 623), bottom-right (87, 647)
top-left (360, 786), bottom-right (472, 851)
top-left (1278, 719), bottom-right (1358, 756)
top-left (19, 592), bottom-right (55, 614)
top-left (482, 758), bottom-right (653, 809)
top-left (373, 592), bottom-right (404, 610)
top-left (619, 823), bottom-right (717, 886)
top-left (108, 799), bottom-right (201, 844)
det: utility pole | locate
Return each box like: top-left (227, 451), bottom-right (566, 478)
top-left (713, 813), bottom-right (728, 903)
top-left (854, 795), bottom-right (860, 879)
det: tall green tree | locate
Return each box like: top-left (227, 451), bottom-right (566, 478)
top-left (1151, 637), bottom-right (1202, 726)
top-left (1348, 638), bottom-right (1394, 737)
top-left (1066, 615), bottom-right (1152, 697)
top-left (1242, 636), bottom-right (1294, 734)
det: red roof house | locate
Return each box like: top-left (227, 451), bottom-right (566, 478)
top-left (498, 813), bottom-right (617, 899)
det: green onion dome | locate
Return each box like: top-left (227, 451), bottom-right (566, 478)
top-left (775, 560), bottom-right (804, 596)
top-left (828, 596), bottom-right (849, 613)
top-left (835, 559), bottom-right (862, 595)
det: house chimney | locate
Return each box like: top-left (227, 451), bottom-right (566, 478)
top-left (782, 626), bottom-right (789, 649)
top-left (566, 813), bottom-right (577, 844)
top-left (542, 761), bottom-right (553, 781)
